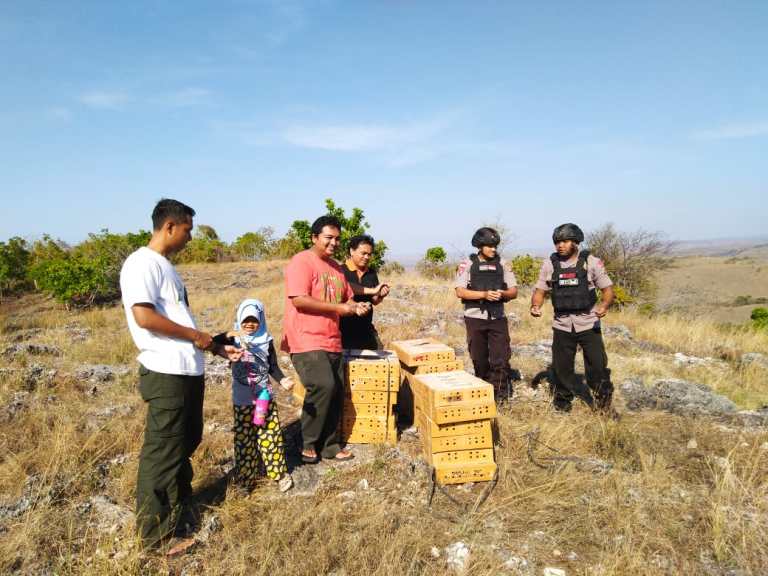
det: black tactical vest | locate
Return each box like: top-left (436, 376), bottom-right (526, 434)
top-left (550, 250), bottom-right (597, 314)
top-left (462, 254), bottom-right (507, 310)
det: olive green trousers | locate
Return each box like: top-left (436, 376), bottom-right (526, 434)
top-left (136, 365), bottom-right (204, 547)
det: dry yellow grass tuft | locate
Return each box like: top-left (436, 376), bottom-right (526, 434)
top-left (0, 260), bottom-right (766, 575)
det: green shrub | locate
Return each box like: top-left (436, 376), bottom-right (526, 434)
top-left (751, 307), bottom-right (768, 331)
top-left (30, 255), bottom-right (112, 307)
top-left (510, 254), bottom-right (541, 286)
top-left (0, 237), bottom-right (33, 299)
top-left (416, 260), bottom-right (454, 280)
top-left (29, 229), bottom-right (149, 307)
top-left (424, 246), bottom-right (447, 264)
top-left (176, 225), bottom-right (229, 263)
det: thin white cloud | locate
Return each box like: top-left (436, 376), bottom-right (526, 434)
top-left (281, 121), bottom-right (443, 152)
top-left (79, 90), bottom-right (131, 110)
top-left (693, 121), bottom-right (768, 141)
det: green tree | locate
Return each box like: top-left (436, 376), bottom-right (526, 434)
top-left (195, 224), bottom-right (219, 240)
top-left (28, 229), bottom-right (150, 307)
top-left (233, 227), bottom-right (275, 261)
top-left (0, 237), bottom-right (31, 299)
top-left (425, 246), bottom-right (447, 264)
top-left (288, 198), bottom-right (387, 267)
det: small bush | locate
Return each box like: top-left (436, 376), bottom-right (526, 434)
top-left (416, 260), bottom-right (454, 280)
top-left (380, 261), bottom-right (405, 276)
top-left (424, 247), bottom-right (447, 264)
top-left (510, 254), bottom-right (541, 287)
top-left (750, 307), bottom-right (768, 331)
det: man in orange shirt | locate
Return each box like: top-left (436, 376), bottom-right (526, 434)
top-left (282, 215), bottom-right (385, 463)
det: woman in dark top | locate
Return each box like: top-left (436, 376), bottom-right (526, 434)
top-left (340, 235), bottom-right (390, 350)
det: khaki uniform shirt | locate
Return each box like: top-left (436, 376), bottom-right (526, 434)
top-left (534, 251), bottom-right (612, 333)
top-left (455, 257), bottom-right (517, 320)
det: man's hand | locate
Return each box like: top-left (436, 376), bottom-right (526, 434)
top-left (530, 305), bottom-right (542, 318)
top-left (339, 302), bottom-right (358, 317)
top-left (193, 331), bottom-right (213, 350)
top-left (354, 302), bottom-right (372, 316)
top-left (280, 376), bottom-right (295, 391)
top-left (378, 284), bottom-right (390, 298)
top-left (594, 304), bottom-right (609, 318)
top-left (485, 290), bottom-right (503, 302)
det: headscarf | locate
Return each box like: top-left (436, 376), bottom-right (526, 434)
top-left (234, 298), bottom-right (273, 363)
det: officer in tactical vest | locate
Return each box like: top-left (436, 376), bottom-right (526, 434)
top-left (455, 227), bottom-right (518, 400)
top-left (530, 223), bottom-right (615, 412)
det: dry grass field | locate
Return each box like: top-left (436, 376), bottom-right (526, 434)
top-left (1, 259), bottom-right (767, 575)
top-left (655, 255), bottom-right (768, 324)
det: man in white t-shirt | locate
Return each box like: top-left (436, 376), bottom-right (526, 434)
top-left (120, 198), bottom-right (240, 550)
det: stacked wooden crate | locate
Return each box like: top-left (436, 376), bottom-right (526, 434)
top-left (391, 339), bottom-right (497, 485)
top-left (339, 350), bottom-right (399, 444)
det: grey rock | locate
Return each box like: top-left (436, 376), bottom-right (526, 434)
top-left (444, 541), bottom-right (470, 573)
top-left (194, 513), bottom-right (221, 544)
top-left (620, 377), bottom-right (737, 416)
top-left (0, 391), bottom-right (30, 422)
top-left (79, 495), bottom-right (133, 534)
top-left (673, 352), bottom-right (727, 369)
top-left (603, 324), bottom-right (633, 340)
top-left (204, 355), bottom-right (230, 383)
top-left (291, 465), bottom-right (321, 495)
top-left (2, 343), bottom-right (61, 358)
top-left (74, 364), bottom-right (130, 383)
top-left (740, 352), bottom-right (768, 369)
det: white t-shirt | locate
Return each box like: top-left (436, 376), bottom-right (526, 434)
top-left (120, 247), bottom-right (204, 376)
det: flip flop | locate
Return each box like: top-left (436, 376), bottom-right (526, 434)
top-left (327, 450), bottom-right (354, 461)
top-left (301, 451), bottom-right (320, 464)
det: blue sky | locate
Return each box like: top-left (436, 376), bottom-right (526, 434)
top-left (1, 1), bottom-right (766, 258)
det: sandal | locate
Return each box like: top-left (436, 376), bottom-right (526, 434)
top-left (301, 450), bottom-right (320, 464)
top-left (327, 449), bottom-right (354, 461)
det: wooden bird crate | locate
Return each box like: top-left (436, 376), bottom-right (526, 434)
top-left (427, 402), bottom-right (497, 425)
top-left (435, 462), bottom-right (497, 485)
top-left (413, 371), bottom-right (495, 408)
top-left (345, 350), bottom-right (400, 379)
top-left (390, 338), bottom-right (456, 367)
top-left (416, 410), bottom-right (493, 439)
top-left (345, 389), bottom-right (398, 405)
top-left (427, 447), bottom-right (495, 467)
top-left (342, 400), bottom-right (392, 418)
top-left (340, 415), bottom-right (393, 434)
top-left (340, 428), bottom-right (396, 444)
top-left (408, 360), bottom-right (464, 375)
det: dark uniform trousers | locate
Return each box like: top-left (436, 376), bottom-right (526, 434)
top-left (551, 325), bottom-right (612, 409)
top-left (136, 366), bottom-right (204, 547)
top-left (464, 316), bottom-right (513, 394)
top-left (291, 350), bottom-right (344, 458)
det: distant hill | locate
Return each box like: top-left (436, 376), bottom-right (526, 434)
top-left (670, 236), bottom-right (768, 258)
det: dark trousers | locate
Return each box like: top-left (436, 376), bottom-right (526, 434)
top-left (551, 326), bottom-right (612, 409)
top-left (291, 350), bottom-right (344, 458)
top-left (464, 316), bottom-right (513, 395)
top-left (136, 366), bottom-right (204, 547)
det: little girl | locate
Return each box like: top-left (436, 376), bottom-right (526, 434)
top-left (214, 298), bottom-right (294, 493)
